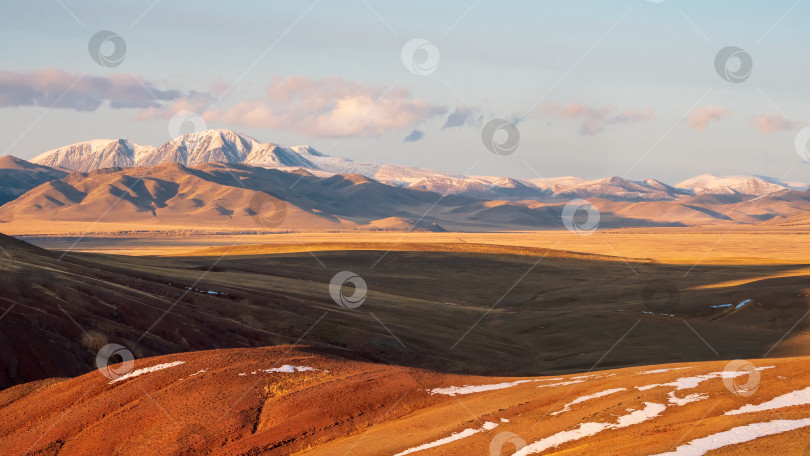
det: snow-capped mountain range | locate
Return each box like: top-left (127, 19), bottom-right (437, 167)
top-left (31, 129), bottom-right (808, 201)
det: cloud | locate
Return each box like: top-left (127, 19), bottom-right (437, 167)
top-left (753, 114), bottom-right (800, 133)
top-left (201, 76), bottom-right (447, 137)
top-left (136, 91), bottom-right (212, 121)
top-left (443, 106), bottom-right (482, 129)
top-left (0, 71), bottom-right (446, 139)
top-left (0, 69), bottom-right (181, 112)
top-left (403, 129), bottom-right (424, 142)
top-left (537, 102), bottom-right (653, 135)
top-left (688, 106), bottom-right (732, 132)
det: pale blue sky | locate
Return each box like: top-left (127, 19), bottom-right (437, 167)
top-left (1, 0), bottom-right (808, 184)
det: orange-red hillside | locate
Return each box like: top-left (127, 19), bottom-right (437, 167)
top-left (2, 345), bottom-right (809, 455)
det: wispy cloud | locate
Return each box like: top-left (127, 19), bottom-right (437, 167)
top-left (0, 69), bottom-right (181, 112)
top-left (753, 113), bottom-right (800, 133)
top-left (0, 71), bottom-right (448, 139)
top-left (443, 106), bottom-right (482, 129)
top-left (537, 102), bottom-right (653, 135)
top-left (200, 76), bottom-right (447, 138)
top-left (688, 106), bottom-right (732, 132)
top-left (403, 129), bottom-right (424, 142)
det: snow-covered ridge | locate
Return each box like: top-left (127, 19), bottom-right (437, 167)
top-left (30, 129), bottom-right (808, 199)
top-left (676, 173), bottom-right (808, 195)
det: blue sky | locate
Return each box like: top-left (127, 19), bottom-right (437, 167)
top-left (1, 0), bottom-right (809, 184)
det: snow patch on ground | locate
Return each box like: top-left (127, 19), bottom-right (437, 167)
top-left (725, 386), bottom-right (810, 415)
top-left (649, 419), bottom-right (810, 456)
top-left (428, 373), bottom-right (606, 397)
top-left (637, 366), bottom-right (774, 392)
top-left (393, 422), bottom-right (499, 456)
top-left (551, 388), bottom-right (627, 416)
top-left (537, 379), bottom-right (586, 389)
top-left (638, 367), bottom-right (691, 375)
top-left (735, 299), bottom-right (751, 310)
top-left (668, 391), bottom-right (708, 406)
top-left (238, 365), bottom-right (321, 376)
top-left (109, 361), bottom-right (185, 384)
top-left (263, 365), bottom-right (315, 373)
top-left (429, 380), bottom-right (535, 396)
top-left (514, 402), bottom-right (667, 455)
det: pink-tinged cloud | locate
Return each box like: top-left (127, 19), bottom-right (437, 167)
top-left (754, 114), bottom-right (800, 133)
top-left (199, 76), bottom-right (447, 137)
top-left (688, 106), bottom-right (732, 132)
top-left (537, 102), bottom-right (652, 135)
top-left (0, 69), bottom-right (181, 111)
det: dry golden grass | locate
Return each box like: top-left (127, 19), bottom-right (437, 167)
top-left (20, 227), bottom-right (810, 265)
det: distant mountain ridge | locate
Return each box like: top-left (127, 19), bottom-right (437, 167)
top-left (0, 156), bottom-right (67, 206)
top-left (2, 154), bottom-right (809, 231)
top-left (30, 129), bottom-right (808, 201)
top-left (0, 161), bottom-right (678, 231)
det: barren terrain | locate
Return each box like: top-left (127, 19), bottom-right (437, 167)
top-left (2, 345), bottom-right (808, 455)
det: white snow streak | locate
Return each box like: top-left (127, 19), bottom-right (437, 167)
top-left (725, 386), bottom-right (810, 415)
top-left (514, 402), bottom-right (666, 455)
top-left (429, 380), bottom-right (535, 396)
top-left (550, 388), bottom-right (626, 416)
top-left (109, 361), bottom-right (185, 384)
top-left (637, 367), bottom-right (774, 392)
top-left (638, 367), bottom-right (691, 375)
top-left (649, 419), bottom-right (810, 456)
top-left (392, 422), bottom-right (499, 456)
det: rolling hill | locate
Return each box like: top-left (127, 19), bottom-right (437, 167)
top-left (0, 161), bottom-right (684, 232)
top-left (1, 345), bottom-right (808, 455)
top-left (0, 155), bottom-right (67, 206)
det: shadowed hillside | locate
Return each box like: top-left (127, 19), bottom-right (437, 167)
top-left (1, 234), bottom-right (809, 390)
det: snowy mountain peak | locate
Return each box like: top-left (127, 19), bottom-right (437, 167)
top-left (291, 145), bottom-right (327, 157)
top-left (29, 129), bottom-right (807, 201)
top-left (675, 174), bottom-right (803, 196)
